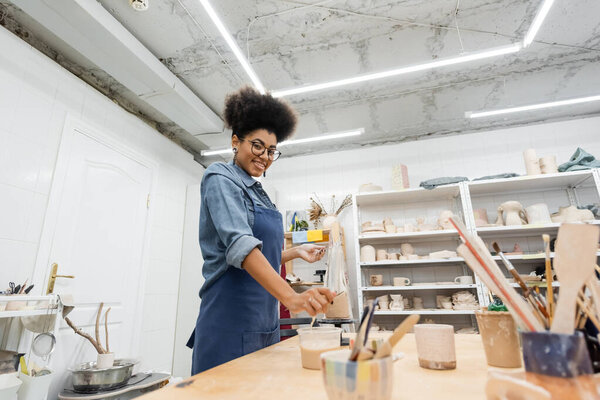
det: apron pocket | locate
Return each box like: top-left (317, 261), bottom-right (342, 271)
top-left (242, 327), bottom-right (280, 355)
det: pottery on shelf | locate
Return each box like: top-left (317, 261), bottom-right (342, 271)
top-left (358, 183), bottom-right (383, 193)
top-left (378, 301), bottom-right (389, 311)
top-left (525, 203), bottom-right (552, 225)
top-left (551, 205), bottom-right (595, 223)
top-left (523, 149), bottom-right (541, 175)
top-left (400, 243), bottom-right (414, 256)
top-left (436, 295), bottom-right (451, 309)
top-left (413, 297), bottom-right (424, 310)
top-left (391, 163), bottom-right (410, 190)
top-left (370, 274), bottom-right (383, 286)
top-left (505, 243), bottom-right (524, 255)
top-left (390, 294), bottom-right (404, 311)
top-left (451, 291), bottom-right (479, 310)
top-left (428, 250), bottom-right (457, 259)
top-left (416, 217), bottom-right (437, 232)
top-left (473, 208), bottom-right (489, 227)
top-left (494, 206), bottom-right (504, 226)
top-left (539, 155), bottom-right (558, 174)
top-left (403, 297), bottom-right (411, 309)
top-left (362, 221), bottom-right (384, 234)
top-left (360, 245), bottom-right (376, 263)
top-left (383, 217), bottom-right (397, 234)
top-left (393, 277), bottom-right (411, 286)
top-left (499, 201), bottom-right (527, 226)
top-left (437, 210), bottom-right (455, 230)
top-left (387, 253), bottom-right (399, 261)
top-left (376, 249), bottom-right (388, 261)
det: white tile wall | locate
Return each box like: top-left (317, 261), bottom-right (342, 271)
top-left (266, 116), bottom-right (600, 317)
top-left (0, 26), bottom-right (204, 375)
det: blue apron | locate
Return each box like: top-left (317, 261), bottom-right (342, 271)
top-left (187, 191), bottom-right (284, 374)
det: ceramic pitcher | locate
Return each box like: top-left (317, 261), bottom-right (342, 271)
top-left (499, 201), bottom-right (527, 226)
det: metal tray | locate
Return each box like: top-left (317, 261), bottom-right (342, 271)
top-left (68, 359), bottom-right (136, 393)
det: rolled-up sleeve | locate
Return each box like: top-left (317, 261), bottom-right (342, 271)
top-left (203, 173), bottom-right (262, 268)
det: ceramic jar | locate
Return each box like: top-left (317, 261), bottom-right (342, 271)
top-left (525, 203), bottom-right (552, 225)
top-left (360, 245), bottom-right (376, 263)
top-left (499, 201), bottom-right (527, 226)
top-left (523, 149), bottom-right (541, 175)
top-left (539, 155), bottom-right (558, 174)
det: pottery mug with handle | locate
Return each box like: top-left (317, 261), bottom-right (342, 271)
top-left (393, 277), bottom-right (411, 286)
top-left (454, 276), bottom-right (474, 285)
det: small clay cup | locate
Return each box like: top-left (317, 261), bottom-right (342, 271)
top-left (475, 310), bottom-right (522, 368)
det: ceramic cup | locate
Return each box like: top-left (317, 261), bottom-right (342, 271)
top-left (414, 324), bottom-right (456, 370)
top-left (393, 277), bottom-right (411, 286)
top-left (523, 149), bottom-right (541, 175)
top-left (475, 311), bottom-right (522, 368)
top-left (96, 353), bottom-right (115, 369)
top-left (360, 245), bottom-right (376, 263)
top-left (539, 155), bottom-right (558, 174)
top-left (376, 249), bottom-right (388, 261)
top-left (370, 275), bottom-right (383, 286)
top-left (378, 301), bottom-right (389, 311)
top-left (321, 349), bottom-right (394, 400)
top-left (454, 276), bottom-right (474, 285)
top-left (525, 203), bottom-right (552, 225)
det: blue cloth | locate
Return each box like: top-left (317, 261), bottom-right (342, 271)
top-left (419, 176), bottom-right (469, 190)
top-left (197, 161), bottom-right (277, 297)
top-left (189, 178), bottom-right (284, 374)
top-left (558, 147), bottom-right (600, 172)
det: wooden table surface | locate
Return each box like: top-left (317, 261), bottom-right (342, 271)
top-left (139, 333), bottom-right (497, 400)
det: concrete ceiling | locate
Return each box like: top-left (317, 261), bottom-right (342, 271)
top-left (2, 1), bottom-right (600, 162)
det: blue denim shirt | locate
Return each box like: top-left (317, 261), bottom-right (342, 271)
top-left (198, 161), bottom-right (278, 297)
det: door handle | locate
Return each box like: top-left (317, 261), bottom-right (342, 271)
top-left (46, 263), bottom-right (75, 294)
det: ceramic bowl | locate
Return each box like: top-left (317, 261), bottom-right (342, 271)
top-left (320, 349), bottom-right (395, 400)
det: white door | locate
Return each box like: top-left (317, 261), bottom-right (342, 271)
top-left (34, 117), bottom-right (154, 398)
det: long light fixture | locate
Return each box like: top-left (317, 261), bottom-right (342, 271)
top-left (523, 0), bottom-right (555, 47)
top-left (198, 0), bottom-right (265, 93)
top-left (466, 94), bottom-right (600, 119)
top-left (271, 44), bottom-right (521, 98)
top-left (200, 128), bottom-right (364, 156)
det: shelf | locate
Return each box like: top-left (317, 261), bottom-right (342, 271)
top-left (360, 257), bottom-right (464, 267)
top-left (0, 308), bottom-right (59, 319)
top-left (355, 185), bottom-right (461, 207)
top-left (374, 309), bottom-right (476, 315)
top-left (467, 170), bottom-right (596, 196)
top-left (510, 282), bottom-right (560, 288)
top-left (358, 229), bottom-right (458, 244)
top-left (476, 221), bottom-right (600, 238)
top-left (362, 284), bottom-right (477, 291)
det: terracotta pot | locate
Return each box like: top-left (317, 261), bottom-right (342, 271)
top-left (475, 310), bottom-right (522, 368)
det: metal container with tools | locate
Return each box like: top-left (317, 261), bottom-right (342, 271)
top-left (69, 359), bottom-right (136, 393)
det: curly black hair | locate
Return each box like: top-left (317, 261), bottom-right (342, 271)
top-left (224, 86), bottom-right (297, 143)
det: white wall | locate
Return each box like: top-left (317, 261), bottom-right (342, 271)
top-left (0, 26), bottom-right (204, 373)
top-left (266, 116), bottom-right (600, 316)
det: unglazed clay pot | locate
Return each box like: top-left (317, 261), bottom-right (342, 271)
top-left (370, 275), bottom-right (383, 286)
top-left (413, 297), bottom-right (424, 309)
top-left (400, 243), bottom-right (414, 256)
top-left (551, 205), bottom-right (595, 223)
top-left (376, 249), bottom-right (388, 261)
top-left (360, 245), bottom-right (376, 263)
top-left (494, 206), bottom-right (504, 226)
top-left (525, 203), bottom-right (552, 225)
top-left (500, 201), bottom-right (527, 226)
top-left (473, 208), bottom-right (489, 227)
top-left (389, 294), bottom-right (404, 311)
top-left (438, 210), bottom-right (455, 230)
top-left (523, 149), bottom-right (541, 175)
top-left (539, 155), bottom-right (558, 174)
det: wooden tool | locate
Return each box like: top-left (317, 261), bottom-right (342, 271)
top-left (349, 300), bottom-right (376, 361)
top-left (551, 224), bottom-right (599, 334)
top-left (374, 314), bottom-right (420, 359)
top-left (542, 234), bottom-right (554, 323)
top-left (452, 218), bottom-right (544, 332)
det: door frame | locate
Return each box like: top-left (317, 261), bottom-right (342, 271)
top-left (33, 114), bottom-right (158, 356)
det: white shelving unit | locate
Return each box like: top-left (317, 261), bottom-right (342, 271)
top-left (352, 168), bottom-right (600, 331)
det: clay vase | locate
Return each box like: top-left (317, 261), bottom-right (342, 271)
top-left (389, 294), bottom-right (404, 310)
top-left (523, 149), bottom-right (541, 175)
top-left (400, 243), bottom-right (414, 256)
top-left (539, 155), bottom-right (558, 174)
top-left (475, 310), bottom-right (522, 368)
top-left (525, 203), bottom-right (552, 225)
top-left (360, 245), bottom-right (376, 263)
top-left (551, 205), bottom-right (595, 223)
top-left (473, 208), bottom-right (489, 227)
top-left (500, 201), bottom-right (527, 226)
top-left (438, 210), bottom-right (455, 230)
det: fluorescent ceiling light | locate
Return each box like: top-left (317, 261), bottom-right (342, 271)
top-left (523, 0), bottom-right (555, 48)
top-left (200, 128), bottom-right (364, 156)
top-left (271, 44), bottom-right (521, 98)
top-left (466, 94), bottom-right (600, 119)
top-left (198, 0), bottom-right (265, 93)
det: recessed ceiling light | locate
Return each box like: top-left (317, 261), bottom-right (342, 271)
top-left (466, 94), bottom-right (600, 118)
top-left (200, 128), bottom-right (364, 157)
top-left (271, 44), bottom-right (522, 98)
top-left (198, 0), bottom-right (265, 93)
top-left (523, 0), bottom-right (555, 47)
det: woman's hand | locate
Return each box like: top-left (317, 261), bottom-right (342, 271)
top-left (283, 287), bottom-right (336, 316)
top-left (296, 244), bottom-right (326, 263)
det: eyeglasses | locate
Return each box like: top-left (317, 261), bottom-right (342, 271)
top-left (240, 139), bottom-right (282, 161)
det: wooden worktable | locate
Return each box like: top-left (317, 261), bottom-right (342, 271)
top-left (140, 333), bottom-right (498, 400)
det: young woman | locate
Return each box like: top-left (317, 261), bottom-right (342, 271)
top-left (188, 87), bottom-right (335, 374)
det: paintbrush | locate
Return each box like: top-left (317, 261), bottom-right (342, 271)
top-left (542, 234), bottom-right (554, 323)
top-left (492, 242), bottom-right (549, 324)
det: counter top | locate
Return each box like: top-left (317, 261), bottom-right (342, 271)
top-left (139, 333), bottom-right (495, 400)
